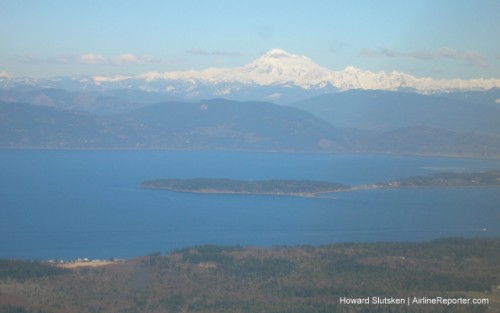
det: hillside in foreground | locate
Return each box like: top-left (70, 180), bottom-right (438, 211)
top-left (0, 238), bottom-right (499, 313)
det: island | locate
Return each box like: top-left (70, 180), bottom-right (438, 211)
top-left (141, 170), bottom-right (500, 196)
top-left (141, 178), bottom-right (350, 196)
top-left (375, 170), bottom-right (500, 188)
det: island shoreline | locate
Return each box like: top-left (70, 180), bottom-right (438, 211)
top-left (141, 172), bottom-right (500, 198)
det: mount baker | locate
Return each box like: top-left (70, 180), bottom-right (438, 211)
top-left (1, 49), bottom-right (499, 101)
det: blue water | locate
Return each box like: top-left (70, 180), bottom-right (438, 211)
top-left (1, 150), bottom-right (499, 260)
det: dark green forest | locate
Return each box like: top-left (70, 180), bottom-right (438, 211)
top-left (1, 238), bottom-right (499, 313)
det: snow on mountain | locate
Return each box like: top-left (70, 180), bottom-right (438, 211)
top-left (328, 66), bottom-right (500, 92)
top-left (1, 49), bottom-right (499, 94)
top-left (103, 49), bottom-right (332, 89)
top-left (90, 48), bottom-right (500, 93)
top-left (236, 49), bottom-right (334, 87)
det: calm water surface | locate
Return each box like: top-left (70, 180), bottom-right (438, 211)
top-left (1, 150), bottom-right (499, 259)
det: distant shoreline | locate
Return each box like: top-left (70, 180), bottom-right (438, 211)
top-left (142, 184), bottom-right (500, 197)
top-left (56, 260), bottom-right (122, 269)
top-left (141, 186), bottom-right (342, 198)
top-left (141, 178), bottom-right (350, 197)
top-left (1, 147), bottom-right (500, 161)
top-left (141, 171), bottom-right (500, 197)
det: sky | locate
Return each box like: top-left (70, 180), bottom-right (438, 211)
top-left (0, 0), bottom-right (498, 79)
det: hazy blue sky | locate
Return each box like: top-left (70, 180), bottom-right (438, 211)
top-left (0, 0), bottom-right (498, 79)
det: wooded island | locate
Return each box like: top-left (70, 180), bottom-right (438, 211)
top-left (142, 170), bottom-right (500, 196)
top-left (377, 170), bottom-right (500, 188)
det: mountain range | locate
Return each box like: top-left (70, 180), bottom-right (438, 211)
top-left (0, 99), bottom-right (345, 152)
top-left (1, 49), bottom-right (499, 157)
top-left (291, 89), bottom-right (500, 135)
top-left (1, 49), bottom-right (499, 104)
top-left (1, 93), bottom-right (499, 158)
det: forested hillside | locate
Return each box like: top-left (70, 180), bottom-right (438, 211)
top-left (1, 238), bottom-right (498, 313)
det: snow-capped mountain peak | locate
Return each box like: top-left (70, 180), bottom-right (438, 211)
top-left (1, 49), bottom-right (499, 95)
top-left (262, 48), bottom-right (294, 58)
top-left (238, 49), bottom-right (334, 88)
top-left (248, 49), bottom-right (325, 71)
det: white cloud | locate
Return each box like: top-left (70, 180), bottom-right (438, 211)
top-left (361, 47), bottom-right (488, 67)
top-left (0, 71), bottom-right (10, 78)
top-left (76, 53), bottom-right (160, 66)
top-left (78, 53), bottom-right (107, 65)
top-left (110, 53), bottom-right (158, 65)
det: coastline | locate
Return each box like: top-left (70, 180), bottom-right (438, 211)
top-left (140, 185), bottom-right (330, 198)
top-left (1, 147), bottom-right (500, 161)
top-left (141, 176), bottom-right (500, 198)
top-left (141, 183), bottom-right (500, 197)
top-left (56, 260), bottom-right (122, 269)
